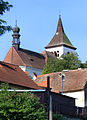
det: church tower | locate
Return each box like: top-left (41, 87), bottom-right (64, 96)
top-left (12, 21), bottom-right (20, 50)
top-left (45, 16), bottom-right (76, 57)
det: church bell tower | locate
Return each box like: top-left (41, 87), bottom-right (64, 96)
top-left (12, 21), bottom-right (20, 50)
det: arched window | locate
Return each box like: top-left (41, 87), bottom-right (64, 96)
top-left (54, 51), bottom-right (57, 57)
top-left (57, 51), bottom-right (59, 57)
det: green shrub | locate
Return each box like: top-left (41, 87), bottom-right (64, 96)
top-left (0, 83), bottom-right (47, 120)
top-left (53, 113), bottom-right (64, 120)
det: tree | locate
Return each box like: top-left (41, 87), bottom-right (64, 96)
top-left (61, 52), bottom-right (81, 70)
top-left (42, 52), bottom-right (81, 74)
top-left (80, 61), bottom-right (87, 68)
top-left (0, 83), bottom-right (47, 120)
top-left (0, 0), bottom-right (12, 35)
top-left (42, 58), bottom-right (55, 74)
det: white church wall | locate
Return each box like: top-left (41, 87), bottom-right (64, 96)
top-left (19, 66), bottom-right (26, 71)
top-left (46, 45), bottom-right (75, 58)
top-left (63, 90), bottom-right (85, 107)
top-left (46, 46), bottom-right (63, 57)
top-left (19, 66), bottom-right (42, 79)
top-left (63, 46), bottom-right (75, 54)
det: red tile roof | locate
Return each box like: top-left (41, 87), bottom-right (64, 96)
top-left (45, 17), bottom-right (76, 50)
top-left (4, 46), bottom-right (45, 69)
top-left (0, 61), bottom-right (41, 89)
top-left (35, 69), bottom-right (87, 93)
top-left (36, 81), bottom-right (47, 88)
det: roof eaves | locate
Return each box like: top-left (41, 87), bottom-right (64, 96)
top-left (63, 88), bottom-right (84, 93)
top-left (45, 43), bottom-right (76, 50)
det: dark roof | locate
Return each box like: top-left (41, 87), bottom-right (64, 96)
top-left (0, 61), bottom-right (41, 89)
top-left (17, 48), bottom-right (45, 69)
top-left (4, 47), bottom-right (45, 69)
top-left (45, 17), bottom-right (76, 50)
top-left (42, 50), bottom-right (56, 63)
top-left (35, 68), bottom-right (87, 93)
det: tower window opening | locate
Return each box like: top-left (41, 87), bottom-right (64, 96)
top-left (57, 51), bottom-right (59, 57)
top-left (67, 52), bottom-right (70, 54)
top-left (62, 74), bottom-right (65, 81)
top-left (54, 51), bottom-right (57, 57)
top-left (57, 54), bottom-right (59, 57)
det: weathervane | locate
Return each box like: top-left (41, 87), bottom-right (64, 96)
top-left (15, 20), bottom-right (17, 26)
top-left (59, 11), bottom-right (61, 18)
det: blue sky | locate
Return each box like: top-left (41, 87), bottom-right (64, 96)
top-left (0, 0), bottom-right (87, 62)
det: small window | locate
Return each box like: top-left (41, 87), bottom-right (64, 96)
top-left (54, 51), bottom-right (57, 57)
top-left (30, 59), bottom-right (34, 61)
top-left (57, 54), bottom-right (59, 57)
top-left (67, 52), bottom-right (70, 54)
top-left (57, 51), bottom-right (59, 57)
top-left (56, 32), bottom-right (59, 35)
top-left (62, 74), bottom-right (65, 81)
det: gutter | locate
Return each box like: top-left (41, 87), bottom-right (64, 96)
top-left (0, 89), bottom-right (46, 92)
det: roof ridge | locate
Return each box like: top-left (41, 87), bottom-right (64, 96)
top-left (19, 48), bottom-right (44, 57)
top-left (13, 47), bottom-right (26, 66)
top-left (37, 68), bottom-right (87, 78)
top-left (0, 61), bottom-right (16, 71)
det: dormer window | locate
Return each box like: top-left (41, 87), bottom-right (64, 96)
top-left (62, 74), bottom-right (65, 81)
top-left (56, 32), bottom-right (59, 35)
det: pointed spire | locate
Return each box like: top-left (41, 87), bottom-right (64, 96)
top-left (45, 16), bottom-right (76, 50)
top-left (56, 15), bottom-right (64, 33)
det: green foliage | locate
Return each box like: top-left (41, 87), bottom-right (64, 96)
top-left (42, 58), bottom-right (55, 74)
top-left (0, 84), bottom-right (47, 120)
top-left (0, 0), bottom-right (12, 35)
top-left (53, 113), bottom-right (64, 120)
top-left (61, 52), bottom-right (81, 70)
top-left (81, 61), bottom-right (87, 68)
top-left (42, 52), bottom-right (81, 74)
top-left (82, 115), bottom-right (87, 120)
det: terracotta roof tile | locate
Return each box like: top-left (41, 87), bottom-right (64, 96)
top-left (36, 79), bottom-right (52, 88)
top-left (4, 47), bottom-right (45, 69)
top-left (35, 69), bottom-right (87, 93)
top-left (4, 47), bottom-right (25, 66)
top-left (36, 81), bottom-right (47, 87)
top-left (0, 61), bottom-right (41, 89)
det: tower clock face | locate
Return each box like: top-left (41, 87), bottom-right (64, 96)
top-left (13, 38), bottom-right (20, 44)
top-left (15, 39), bottom-right (17, 43)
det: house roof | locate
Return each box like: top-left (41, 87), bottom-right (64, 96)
top-left (35, 68), bottom-right (87, 93)
top-left (42, 50), bottom-right (56, 63)
top-left (0, 61), bottom-right (41, 89)
top-left (4, 46), bottom-right (45, 69)
top-left (45, 16), bottom-right (76, 50)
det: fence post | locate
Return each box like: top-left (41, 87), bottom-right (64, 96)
top-left (47, 76), bottom-right (52, 120)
